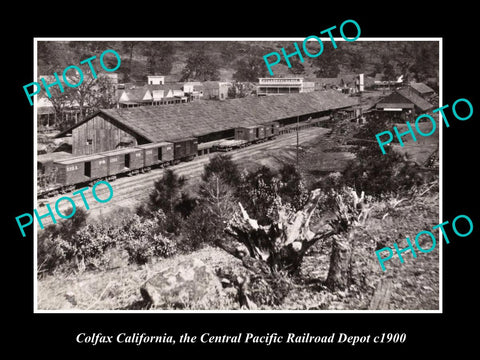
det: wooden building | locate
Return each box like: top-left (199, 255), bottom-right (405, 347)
top-left (373, 87), bottom-right (434, 122)
top-left (408, 82), bottom-right (435, 99)
top-left (56, 90), bottom-right (359, 156)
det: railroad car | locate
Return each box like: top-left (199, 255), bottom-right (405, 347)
top-left (37, 119), bottom-right (297, 199)
top-left (135, 142), bottom-right (174, 169)
top-left (101, 147), bottom-right (144, 178)
top-left (54, 153), bottom-right (108, 189)
top-left (172, 138), bottom-right (198, 163)
top-left (37, 151), bottom-right (73, 174)
top-left (235, 125), bottom-right (265, 143)
top-left (214, 139), bottom-right (248, 152)
top-left (264, 122), bottom-right (280, 139)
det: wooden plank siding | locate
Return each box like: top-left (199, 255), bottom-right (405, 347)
top-left (72, 114), bottom-right (139, 155)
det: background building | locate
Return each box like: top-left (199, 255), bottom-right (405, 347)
top-left (147, 75), bottom-right (165, 85)
top-left (257, 77), bottom-right (315, 96)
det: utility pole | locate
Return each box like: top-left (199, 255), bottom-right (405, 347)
top-left (296, 115), bottom-right (299, 167)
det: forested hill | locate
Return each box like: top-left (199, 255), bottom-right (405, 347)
top-left (37, 40), bottom-right (439, 86)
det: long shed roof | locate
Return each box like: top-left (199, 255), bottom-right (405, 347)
top-left (57, 90), bottom-right (358, 143)
top-left (409, 82), bottom-right (435, 94)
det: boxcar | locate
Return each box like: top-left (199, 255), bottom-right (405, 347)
top-left (264, 122), bottom-right (280, 138)
top-left (37, 151), bottom-right (72, 174)
top-left (136, 142), bottom-right (174, 168)
top-left (54, 153), bottom-right (108, 186)
top-left (101, 147), bottom-right (144, 176)
top-left (172, 138), bottom-right (198, 162)
top-left (235, 126), bottom-right (261, 142)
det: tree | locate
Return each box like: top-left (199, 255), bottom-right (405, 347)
top-left (325, 189), bottom-right (372, 291)
top-left (277, 163), bottom-right (308, 210)
top-left (312, 46), bottom-right (342, 78)
top-left (409, 43), bottom-right (438, 82)
top-left (180, 50), bottom-right (219, 81)
top-left (382, 63), bottom-right (396, 81)
top-left (237, 166), bottom-right (280, 225)
top-left (144, 42), bottom-right (174, 75)
top-left (148, 169), bottom-right (186, 213)
top-left (38, 208), bottom-right (89, 274)
top-left (288, 58), bottom-right (305, 75)
top-left (141, 169), bottom-right (195, 233)
top-left (348, 51), bottom-right (366, 72)
top-left (202, 153), bottom-right (241, 186)
top-left (342, 143), bottom-right (425, 197)
top-left (221, 189), bottom-right (331, 276)
top-left (232, 56), bottom-right (268, 82)
top-left (182, 174), bottom-right (236, 251)
top-left (181, 155), bottom-right (240, 251)
top-left (62, 69), bottom-right (117, 122)
top-left (121, 41), bottom-right (137, 82)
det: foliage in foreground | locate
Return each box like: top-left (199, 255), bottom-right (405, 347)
top-left (38, 210), bottom-right (175, 276)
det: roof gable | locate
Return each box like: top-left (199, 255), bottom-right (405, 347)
top-left (396, 88), bottom-right (433, 111)
top-left (377, 88), bottom-right (433, 111)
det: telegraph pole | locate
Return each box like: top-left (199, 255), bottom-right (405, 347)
top-left (296, 115), bottom-right (299, 166)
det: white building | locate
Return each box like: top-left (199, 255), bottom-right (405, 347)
top-left (147, 75), bottom-right (165, 85)
top-left (257, 77), bottom-right (315, 96)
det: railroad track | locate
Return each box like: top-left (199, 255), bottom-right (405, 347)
top-left (36, 127), bottom-right (330, 227)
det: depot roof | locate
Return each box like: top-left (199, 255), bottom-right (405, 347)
top-left (56, 90), bottom-right (358, 143)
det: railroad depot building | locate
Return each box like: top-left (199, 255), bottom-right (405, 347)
top-left (56, 90), bottom-right (358, 156)
top-left (372, 87), bottom-right (434, 122)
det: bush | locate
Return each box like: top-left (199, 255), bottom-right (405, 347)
top-left (180, 174), bottom-right (236, 252)
top-left (141, 169), bottom-right (196, 233)
top-left (119, 213), bottom-right (177, 264)
top-left (236, 165), bottom-right (309, 224)
top-left (37, 209), bottom-right (176, 275)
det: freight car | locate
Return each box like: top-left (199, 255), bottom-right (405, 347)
top-left (135, 142), bottom-right (174, 170)
top-left (234, 125), bottom-right (264, 143)
top-left (234, 122), bottom-right (280, 144)
top-left (214, 139), bottom-right (248, 152)
top-left (38, 153), bottom-right (109, 197)
top-left (264, 121), bottom-right (280, 139)
top-left (37, 120), bottom-right (288, 198)
top-left (171, 137), bottom-right (198, 164)
top-left (37, 138), bottom-right (199, 198)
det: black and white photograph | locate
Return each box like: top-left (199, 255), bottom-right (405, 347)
top-left (6, 8), bottom-right (478, 355)
top-left (33, 38), bottom-right (440, 312)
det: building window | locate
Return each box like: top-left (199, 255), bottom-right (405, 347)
top-left (86, 139), bottom-right (93, 145)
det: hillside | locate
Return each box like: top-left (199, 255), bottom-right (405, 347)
top-left (37, 40), bottom-right (439, 86)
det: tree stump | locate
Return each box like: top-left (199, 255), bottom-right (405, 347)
top-left (368, 277), bottom-right (393, 310)
top-left (325, 234), bottom-right (352, 291)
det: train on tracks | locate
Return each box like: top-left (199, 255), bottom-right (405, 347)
top-left (37, 121), bottom-right (295, 198)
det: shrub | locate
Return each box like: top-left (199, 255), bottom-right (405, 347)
top-left (202, 153), bottom-right (241, 186)
top-left (119, 213), bottom-right (177, 264)
top-left (141, 169), bottom-right (196, 233)
top-left (341, 145), bottom-right (426, 197)
top-left (237, 165), bottom-right (309, 224)
top-left (180, 174), bottom-right (236, 252)
top-left (37, 209), bottom-right (176, 275)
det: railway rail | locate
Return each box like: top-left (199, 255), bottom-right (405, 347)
top-left (36, 127), bottom-right (330, 227)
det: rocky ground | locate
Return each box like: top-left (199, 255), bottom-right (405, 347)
top-left (37, 188), bottom-right (439, 311)
top-left (37, 121), bottom-right (440, 311)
